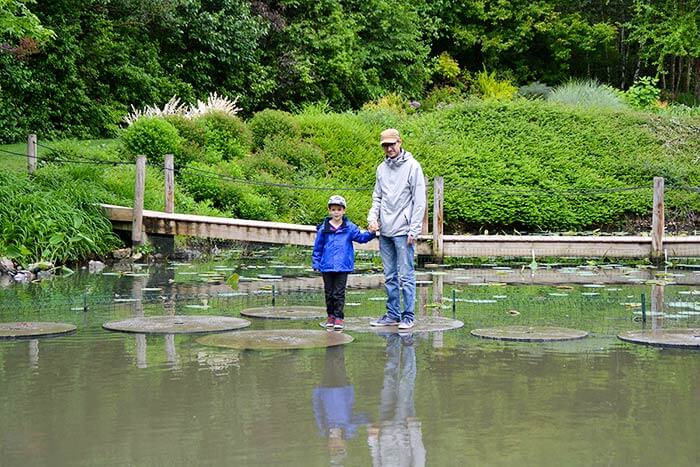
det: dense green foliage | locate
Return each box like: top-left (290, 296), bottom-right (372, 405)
top-left (0, 170), bottom-right (120, 265)
top-left (1, 99), bottom-right (698, 263)
top-left (1, 1), bottom-right (699, 142)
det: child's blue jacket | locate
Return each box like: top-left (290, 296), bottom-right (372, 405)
top-left (312, 216), bottom-right (375, 272)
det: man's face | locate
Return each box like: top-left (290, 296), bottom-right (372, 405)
top-left (382, 140), bottom-right (401, 158)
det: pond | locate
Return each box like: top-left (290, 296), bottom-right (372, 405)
top-left (1, 250), bottom-right (699, 466)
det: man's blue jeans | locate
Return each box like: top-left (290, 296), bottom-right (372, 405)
top-left (379, 235), bottom-right (416, 321)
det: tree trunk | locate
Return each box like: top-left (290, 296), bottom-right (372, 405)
top-left (620, 26), bottom-right (627, 89)
top-left (694, 58), bottom-right (700, 101)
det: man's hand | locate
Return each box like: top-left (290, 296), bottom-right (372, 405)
top-left (407, 234), bottom-right (415, 245)
top-left (368, 220), bottom-right (379, 233)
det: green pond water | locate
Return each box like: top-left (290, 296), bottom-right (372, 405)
top-left (1, 253), bottom-right (699, 466)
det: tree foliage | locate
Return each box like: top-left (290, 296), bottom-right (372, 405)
top-left (0, 0), bottom-right (699, 142)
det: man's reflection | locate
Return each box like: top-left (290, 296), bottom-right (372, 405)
top-left (312, 345), bottom-right (368, 465)
top-left (368, 333), bottom-right (425, 467)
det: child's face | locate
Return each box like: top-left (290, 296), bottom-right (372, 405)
top-left (328, 205), bottom-right (345, 220)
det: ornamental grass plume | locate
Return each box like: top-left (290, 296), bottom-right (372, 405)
top-left (123, 93), bottom-right (241, 125)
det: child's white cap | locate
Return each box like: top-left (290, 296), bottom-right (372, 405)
top-left (327, 195), bottom-right (347, 208)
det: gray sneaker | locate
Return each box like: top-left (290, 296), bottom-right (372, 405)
top-left (370, 315), bottom-right (400, 326)
top-left (398, 318), bottom-right (415, 330)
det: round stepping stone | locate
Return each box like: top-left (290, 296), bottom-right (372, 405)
top-left (0, 322), bottom-right (76, 339)
top-left (328, 316), bottom-right (463, 333)
top-left (471, 326), bottom-right (588, 342)
top-left (197, 329), bottom-right (353, 350)
top-left (240, 306), bottom-right (326, 320)
top-left (617, 329), bottom-right (700, 348)
top-left (102, 315), bottom-right (250, 334)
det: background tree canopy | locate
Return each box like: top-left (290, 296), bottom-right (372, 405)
top-left (0, 0), bottom-right (699, 142)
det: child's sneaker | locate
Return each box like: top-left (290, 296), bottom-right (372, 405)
top-left (370, 314), bottom-right (400, 326)
top-left (333, 319), bottom-right (344, 330)
top-left (398, 318), bottom-right (415, 330)
top-left (324, 316), bottom-right (335, 328)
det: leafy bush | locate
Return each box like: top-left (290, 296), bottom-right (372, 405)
top-left (194, 111), bottom-right (251, 160)
top-left (420, 86), bottom-right (466, 112)
top-left (239, 153), bottom-right (292, 179)
top-left (433, 52), bottom-right (461, 84)
top-left (625, 77), bottom-right (660, 110)
top-left (518, 81), bottom-right (553, 100)
top-left (548, 80), bottom-right (628, 110)
top-left (249, 109), bottom-right (301, 150)
top-left (178, 160), bottom-right (274, 220)
top-left (361, 93), bottom-right (413, 114)
top-left (0, 171), bottom-right (121, 265)
top-left (262, 138), bottom-right (326, 176)
top-left (121, 117), bottom-right (184, 165)
top-left (474, 69), bottom-right (517, 100)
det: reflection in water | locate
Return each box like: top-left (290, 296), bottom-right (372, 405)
top-left (28, 339), bottom-right (39, 368)
top-left (135, 334), bottom-right (147, 369)
top-left (312, 345), bottom-right (368, 465)
top-left (369, 334), bottom-right (425, 467)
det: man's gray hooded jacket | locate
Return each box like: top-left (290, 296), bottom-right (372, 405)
top-left (367, 150), bottom-right (426, 238)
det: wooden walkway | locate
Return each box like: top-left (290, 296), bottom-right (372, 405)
top-left (101, 204), bottom-right (700, 258)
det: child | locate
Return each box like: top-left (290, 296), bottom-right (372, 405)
top-left (312, 195), bottom-right (376, 330)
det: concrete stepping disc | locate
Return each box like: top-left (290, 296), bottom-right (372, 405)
top-left (0, 322), bottom-right (76, 339)
top-left (325, 316), bottom-right (464, 333)
top-left (102, 315), bottom-right (250, 334)
top-left (617, 329), bottom-right (700, 348)
top-left (197, 329), bottom-right (353, 350)
top-left (240, 306), bottom-right (326, 320)
top-left (471, 326), bottom-right (588, 342)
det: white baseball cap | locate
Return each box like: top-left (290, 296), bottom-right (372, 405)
top-left (327, 195), bottom-right (347, 208)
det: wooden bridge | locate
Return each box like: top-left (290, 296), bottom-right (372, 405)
top-left (101, 204), bottom-right (700, 259)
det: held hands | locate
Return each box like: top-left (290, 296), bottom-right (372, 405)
top-left (367, 220), bottom-right (380, 233)
top-left (407, 234), bottom-right (415, 245)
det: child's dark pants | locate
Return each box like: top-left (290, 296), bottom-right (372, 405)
top-left (322, 272), bottom-right (349, 319)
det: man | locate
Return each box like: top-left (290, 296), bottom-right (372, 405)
top-left (367, 128), bottom-right (426, 330)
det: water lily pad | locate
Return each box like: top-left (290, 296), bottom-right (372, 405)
top-left (471, 326), bottom-right (588, 342)
top-left (240, 306), bottom-right (326, 320)
top-left (0, 322), bottom-right (76, 339)
top-left (617, 329), bottom-right (700, 348)
top-left (198, 329), bottom-right (353, 350)
top-left (336, 316), bottom-right (464, 333)
top-left (103, 316), bottom-right (250, 334)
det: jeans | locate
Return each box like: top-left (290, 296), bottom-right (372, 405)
top-left (322, 272), bottom-right (349, 319)
top-left (379, 235), bottom-right (416, 321)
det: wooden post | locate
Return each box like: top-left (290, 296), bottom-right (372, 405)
top-left (132, 155), bottom-right (146, 245)
top-left (650, 284), bottom-right (664, 331)
top-left (422, 176), bottom-right (429, 234)
top-left (164, 153), bottom-right (174, 213)
top-left (432, 176), bottom-right (444, 259)
top-left (27, 134), bottom-right (37, 174)
top-left (651, 177), bottom-right (664, 262)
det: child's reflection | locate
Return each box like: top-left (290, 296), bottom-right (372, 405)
top-left (312, 345), bottom-right (368, 465)
top-left (368, 333), bottom-right (426, 467)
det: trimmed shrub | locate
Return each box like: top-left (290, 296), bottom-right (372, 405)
top-left (194, 111), bottom-right (251, 160)
top-left (249, 109), bottom-right (301, 150)
top-left (121, 117), bottom-right (184, 165)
